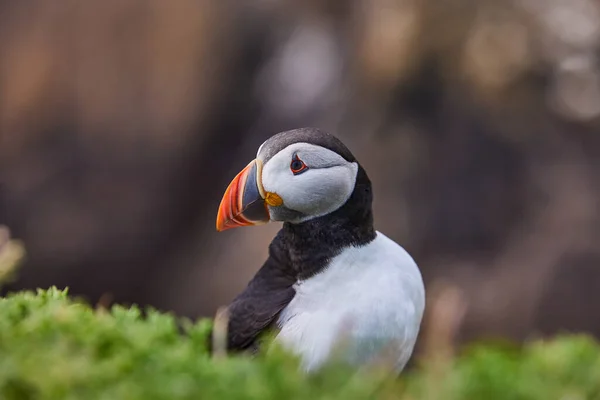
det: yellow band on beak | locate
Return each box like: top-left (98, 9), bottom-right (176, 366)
top-left (265, 192), bottom-right (283, 206)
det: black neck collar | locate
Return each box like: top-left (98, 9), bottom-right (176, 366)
top-left (276, 165), bottom-right (376, 280)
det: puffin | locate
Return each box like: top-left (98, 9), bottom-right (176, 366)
top-left (214, 127), bottom-right (425, 373)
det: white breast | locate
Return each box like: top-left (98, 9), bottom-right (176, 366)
top-left (275, 231), bottom-right (425, 372)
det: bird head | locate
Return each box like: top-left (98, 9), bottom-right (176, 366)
top-left (216, 128), bottom-right (360, 231)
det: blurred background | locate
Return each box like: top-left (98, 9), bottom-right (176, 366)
top-left (1, 0), bottom-right (600, 351)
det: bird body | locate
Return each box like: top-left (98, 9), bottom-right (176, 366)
top-left (215, 127), bottom-right (425, 373)
top-left (276, 231), bottom-right (424, 371)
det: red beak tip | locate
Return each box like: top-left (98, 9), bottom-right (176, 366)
top-left (215, 216), bottom-right (230, 232)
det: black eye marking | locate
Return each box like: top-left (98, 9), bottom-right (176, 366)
top-left (290, 155), bottom-right (308, 175)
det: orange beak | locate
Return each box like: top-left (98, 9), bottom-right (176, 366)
top-left (216, 159), bottom-right (270, 231)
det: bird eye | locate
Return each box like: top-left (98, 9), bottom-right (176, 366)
top-left (290, 155), bottom-right (308, 175)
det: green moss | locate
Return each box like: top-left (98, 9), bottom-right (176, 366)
top-left (0, 288), bottom-right (599, 400)
top-left (405, 336), bottom-right (600, 400)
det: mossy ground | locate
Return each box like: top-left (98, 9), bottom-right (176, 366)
top-left (0, 287), bottom-right (599, 400)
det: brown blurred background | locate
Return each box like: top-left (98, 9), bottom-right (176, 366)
top-left (1, 0), bottom-right (600, 348)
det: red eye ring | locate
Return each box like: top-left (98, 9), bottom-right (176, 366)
top-left (290, 155), bottom-right (308, 175)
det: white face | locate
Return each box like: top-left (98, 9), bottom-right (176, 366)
top-left (260, 142), bottom-right (358, 223)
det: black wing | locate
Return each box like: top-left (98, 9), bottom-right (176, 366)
top-left (225, 235), bottom-right (296, 350)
